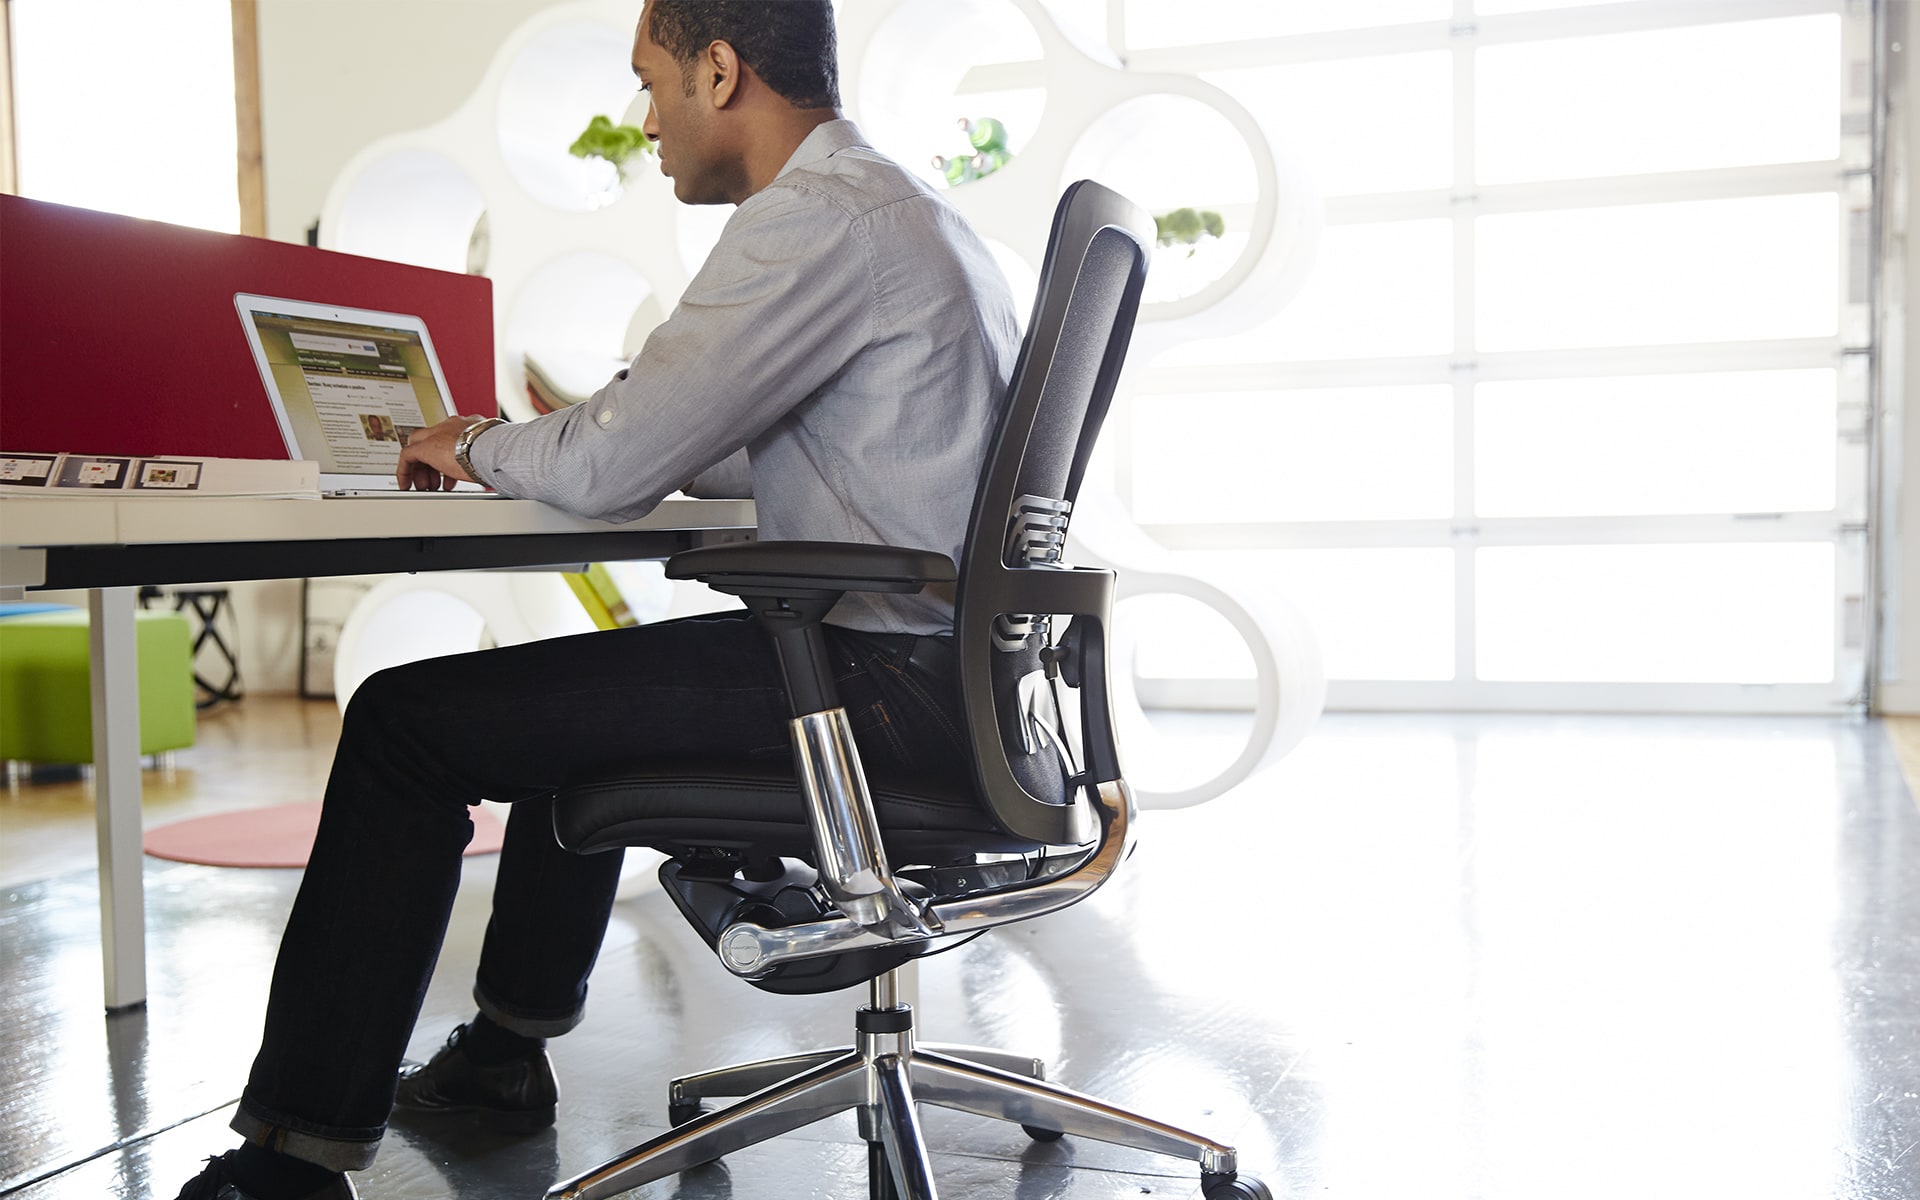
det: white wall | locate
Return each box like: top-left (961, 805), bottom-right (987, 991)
top-left (258, 0), bottom-right (580, 246)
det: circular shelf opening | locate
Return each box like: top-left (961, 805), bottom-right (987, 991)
top-left (497, 20), bottom-right (647, 212)
top-left (503, 252), bottom-right (664, 420)
top-left (330, 150), bottom-right (486, 274)
top-left (857, 0), bottom-right (1047, 191)
top-left (1061, 94), bottom-right (1260, 306)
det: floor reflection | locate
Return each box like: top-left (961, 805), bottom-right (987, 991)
top-left (3, 712), bottom-right (1918, 1198)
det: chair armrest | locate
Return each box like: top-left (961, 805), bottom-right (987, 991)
top-left (667, 541), bottom-right (956, 596)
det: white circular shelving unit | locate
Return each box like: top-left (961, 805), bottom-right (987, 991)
top-left (331, 149), bottom-right (488, 275)
top-left (321, 0), bottom-right (1328, 806)
top-left (320, 2), bottom-right (698, 422)
top-left (494, 20), bottom-right (642, 212)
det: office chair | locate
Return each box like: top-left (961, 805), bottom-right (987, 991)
top-left (545, 180), bottom-right (1271, 1200)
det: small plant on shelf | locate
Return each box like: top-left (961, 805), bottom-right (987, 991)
top-left (569, 114), bottom-right (658, 180)
top-left (1155, 207), bottom-right (1226, 257)
top-left (932, 117), bottom-right (1012, 187)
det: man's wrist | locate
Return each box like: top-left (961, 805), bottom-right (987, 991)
top-left (453, 416), bottom-right (506, 480)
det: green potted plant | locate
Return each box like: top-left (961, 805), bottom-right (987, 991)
top-left (1154, 207), bottom-right (1226, 256)
top-left (569, 114), bottom-right (657, 182)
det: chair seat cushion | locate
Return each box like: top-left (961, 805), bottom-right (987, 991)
top-left (552, 759), bottom-right (1041, 863)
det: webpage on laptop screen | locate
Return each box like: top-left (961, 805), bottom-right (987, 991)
top-left (254, 312), bottom-right (453, 474)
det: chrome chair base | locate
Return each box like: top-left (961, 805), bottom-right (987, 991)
top-left (546, 971), bottom-right (1241, 1200)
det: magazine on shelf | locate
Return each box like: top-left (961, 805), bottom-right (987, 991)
top-left (0, 452), bottom-right (320, 499)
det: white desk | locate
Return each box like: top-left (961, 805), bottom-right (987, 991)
top-left (0, 494), bottom-right (755, 1010)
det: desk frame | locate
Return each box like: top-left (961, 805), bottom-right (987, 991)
top-left (2, 496), bottom-right (754, 1011)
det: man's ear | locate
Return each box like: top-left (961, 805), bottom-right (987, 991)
top-left (706, 39), bottom-right (741, 108)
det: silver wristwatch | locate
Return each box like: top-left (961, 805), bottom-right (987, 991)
top-left (452, 417), bottom-right (506, 480)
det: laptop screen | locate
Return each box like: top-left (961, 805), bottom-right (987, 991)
top-left (236, 296), bottom-right (460, 485)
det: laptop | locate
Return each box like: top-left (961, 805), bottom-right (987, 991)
top-left (234, 293), bottom-right (500, 496)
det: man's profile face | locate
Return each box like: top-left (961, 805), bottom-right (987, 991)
top-left (632, 7), bottom-right (724, 205)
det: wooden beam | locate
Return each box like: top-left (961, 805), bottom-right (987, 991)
top-left (231, 0), bottom-right (264, 236)
top-left (1, 0), bottom-right (18, 195)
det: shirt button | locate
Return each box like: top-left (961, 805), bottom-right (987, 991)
top-left (598, 410), bottom-right (612, 425)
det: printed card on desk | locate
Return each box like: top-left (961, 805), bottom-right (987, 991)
top-left (0, 453), bottom-right (60, 488)
top-left (56, 456), bottom-right (134, 489)
top-left (132, 460), bottom-right (204, 491)
top-left (0, 452), bottom-right (320, 499)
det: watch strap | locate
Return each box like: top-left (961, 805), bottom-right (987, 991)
top-left (453, 417), bottom-right (506, 479)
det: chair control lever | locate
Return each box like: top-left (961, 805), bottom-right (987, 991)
top-left (715, 780), bottom-right (1133, 979)
top-left (790, 708), bottom-right (937, 940)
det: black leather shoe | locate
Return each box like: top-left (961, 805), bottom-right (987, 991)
top-left (173, 1151), bottom-right (357, 1200)
top-left (393, 1022), bottom-right (559, 1133)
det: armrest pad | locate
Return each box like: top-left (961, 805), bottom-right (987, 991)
top-left (667, 541), bottom-right (957, 595)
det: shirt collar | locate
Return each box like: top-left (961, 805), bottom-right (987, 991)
top-left (773, 118), bottom-right (870, 180)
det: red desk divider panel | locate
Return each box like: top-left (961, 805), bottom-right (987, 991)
top-left (0, 194), bottom-right (495, 459)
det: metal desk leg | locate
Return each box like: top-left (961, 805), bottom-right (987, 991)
top-left (89, 587), bottom-right (147, 1011)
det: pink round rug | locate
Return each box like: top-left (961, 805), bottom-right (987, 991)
top-left (143, 801), bottom-right (506, 868)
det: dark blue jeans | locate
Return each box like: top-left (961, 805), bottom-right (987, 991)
top-left (233, 610), bottom-right (966, 1171)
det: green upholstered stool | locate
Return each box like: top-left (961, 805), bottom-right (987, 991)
top-left (0, 609), bottom-right (197, 764)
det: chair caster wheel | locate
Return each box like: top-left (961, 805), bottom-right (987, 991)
top-left (1202, 1174), bottom-right (1273, 1199)
top-left (1021, 1123), bottom-right (1066, 1142)
top-left (669, 1102), bottom-right (709, 1126)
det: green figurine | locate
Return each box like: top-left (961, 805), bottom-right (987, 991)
top-left (932, 116), bottom-right (1013, 187)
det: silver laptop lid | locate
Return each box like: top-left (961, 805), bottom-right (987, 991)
top-left (234, 293), bottom-right (484, 494)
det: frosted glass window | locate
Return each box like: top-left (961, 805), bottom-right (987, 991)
top-left (1218, 549), bottom-right (1455, 681)
top-left (1133, 386), bottom-right (1453, 523)
top-left (1476, 370), bottom-right (1838, 518)
top-left (1206, 53), bottom-right (1453, 197)
top-left (12, 0), bottom-right (240, 233)
top-left (1476, 543), bottom-right (1835, 683)
top-left (1477, 0), bottom-right (1655, 12)
top-left (1125, 0), bottom-right (1450, 46)
top-left (1478, 17), bottom-right (1841, 184)
top-left (1156, 219), bottom-right (1454, 365)
top-left (1476, 194), bottom-right (1840, 352)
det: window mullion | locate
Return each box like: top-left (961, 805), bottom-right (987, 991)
top-left (1453, 1), bottom-right (1477, 686)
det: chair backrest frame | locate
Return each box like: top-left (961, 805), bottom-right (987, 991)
top-left (954, 180), bottom-right (1152, 846)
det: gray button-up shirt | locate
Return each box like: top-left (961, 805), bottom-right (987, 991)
top-left (471, 119), bottom-right (1020, 635)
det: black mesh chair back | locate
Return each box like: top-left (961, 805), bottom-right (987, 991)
top-left (957, 180), bottom-right (1149, 845)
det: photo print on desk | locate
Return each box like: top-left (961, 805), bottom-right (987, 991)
top-left (55, 455), bottom-right (134, 489)
top-left (0, 453), bottom-right (59, 487)
top-left (132, 460), bottom-right (204, 491)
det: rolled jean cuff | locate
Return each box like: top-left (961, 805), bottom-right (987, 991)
top-left (473, 980), bottom-right (585, 1039)
top-left (231, 1099), bottom-right (382, 1173)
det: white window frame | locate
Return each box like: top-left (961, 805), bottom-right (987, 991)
top-left (1105, 0), bottom-right (1877, 714)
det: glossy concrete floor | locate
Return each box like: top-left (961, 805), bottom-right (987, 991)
top-left (3, 704), bottom-right (1918, 1199)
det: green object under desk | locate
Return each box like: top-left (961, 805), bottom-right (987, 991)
top-left (0, 609), bottom-right (197, 764)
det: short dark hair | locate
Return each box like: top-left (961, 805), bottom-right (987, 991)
top-left (646, 1), bottom-right (840, 110)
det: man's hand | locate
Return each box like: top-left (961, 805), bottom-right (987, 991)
top-left (397, 416), bottom-right (482, 491)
